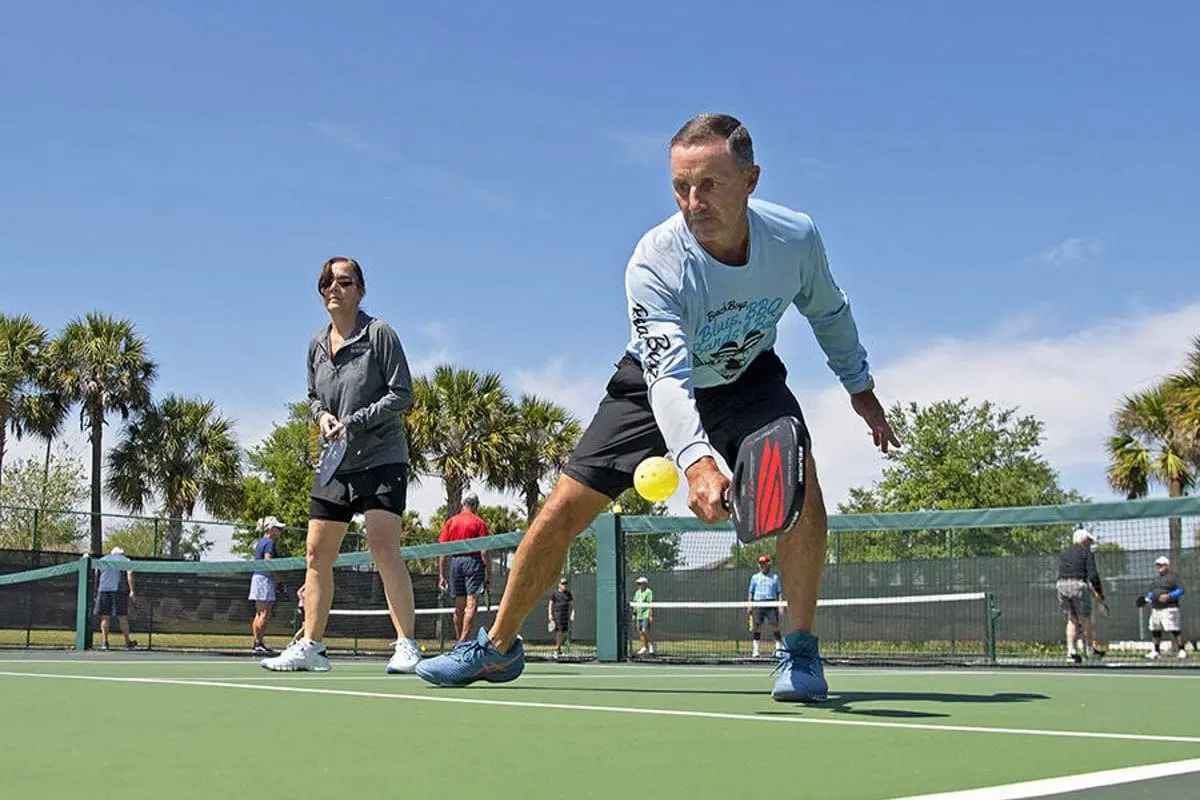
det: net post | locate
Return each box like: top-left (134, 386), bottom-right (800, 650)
top-left (594, 512), bottom-right (624, 663)
top-left (985, 592), bottom-right (999, 665)
top-left (74, 555), bottom-right (92, 651)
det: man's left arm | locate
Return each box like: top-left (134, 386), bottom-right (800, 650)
top-left (1168, 578), bottom-right (1185, 603)
top-left (793, 226), bottom-right (899, 452)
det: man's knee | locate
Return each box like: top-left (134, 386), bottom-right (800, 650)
top-left (534, 475), bottom-right (613, 538)
top-left (465, 595), bottom-right (479, 610)
top-left (781, 451), bottom-right (826, 535)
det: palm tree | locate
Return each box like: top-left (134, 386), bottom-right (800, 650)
top-left (0, 314), bottom-right (48, 497)
top-left (1107, 384), bottom-right (1197, 558)
top-left (1167, 335), bottom-right (1200, 451)
top-left (12, 389), bottom-right (72, 516)
top-left (503, 395), bottom-right (581, 525)
top-left (406, 364), bottom-right (517, 515)
top-left (106, 395), bottom-right (244, 558)
top-left (49, 313), bottom-right (156, 554)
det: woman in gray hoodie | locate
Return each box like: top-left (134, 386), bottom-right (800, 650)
top-left (261, 256), bottom-right (420, 675)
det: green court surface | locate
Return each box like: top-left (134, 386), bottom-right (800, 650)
top-left (2, 654), bottom-right (1198, 800)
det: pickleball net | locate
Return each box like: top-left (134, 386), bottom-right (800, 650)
top-left (0, 531), bottom-right (596, 659)
top-left (627, 593), bottom-right (996, 664)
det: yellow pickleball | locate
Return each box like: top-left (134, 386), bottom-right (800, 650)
top-left (634, 456), bottom-right (679, 502)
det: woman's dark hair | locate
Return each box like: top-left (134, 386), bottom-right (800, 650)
top-left (317, 257), bottom-right (365, 296)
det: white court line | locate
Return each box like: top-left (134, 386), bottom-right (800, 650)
top-left (3, 670), bottom-right (1198, 744)
top-left (3, 658), bottom-right (1200, 680)
top-left (587, 664), bottom-right (1200, 681)
top-left (144, 672), bottom-right (770, 682)
top-left (892, 757), bottom-right (1200, 799)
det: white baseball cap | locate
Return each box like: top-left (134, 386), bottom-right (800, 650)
top-left (1072, 528), bottom-right (1094, 545)
top-left (461, 491), bottom-right (480, 506)
top-left (259, 516), bottom-right (286, 532)
top-left (1155, 556), bottom-right (1170, 566)
top-left (636, 576), bottom-right (648, 584)
top-left (110, 546), bottom-right (124, 555)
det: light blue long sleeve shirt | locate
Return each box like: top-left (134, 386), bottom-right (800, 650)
top-left (625, 199), bottom-right (872, 470)
top-left (748, 571), bottom-right (782, 601)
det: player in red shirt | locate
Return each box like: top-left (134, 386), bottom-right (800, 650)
top-left (438, 491), bottom-right (492, 640)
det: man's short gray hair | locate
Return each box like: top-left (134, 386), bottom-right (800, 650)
top-left (461, 491), bottom-right (480, 508)
top-left (670, 113), bottom-right (754, 169)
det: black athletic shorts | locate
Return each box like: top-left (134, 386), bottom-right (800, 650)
top-left (563, 349), bottom-right (809, 499)
top-left (752, 607), bottom-right (781, 626)
top-left (309, 463), bottom-right (408, 523)
top-left (94, 590), bottom-right (129, 619)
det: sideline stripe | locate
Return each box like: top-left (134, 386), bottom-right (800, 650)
top-left (2, 658), bottom-right (1199, 680)
top-left (2, 670), bottom-right (1198, 744)
top-left (892, 758), bottom-right (1200, 799)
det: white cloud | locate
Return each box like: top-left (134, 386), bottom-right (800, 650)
top-left (310, 121), bottom-right (515, 212)
top-left (309, 121), bottom-right (381, 154)
top-left (407, 322), bottom-right (458, 378)
top-left (1038, 237), bottom-right (1104, 267)
top-left (608, 131), bottom-right (666, 169)
top-left (511, 357), bottom-right (606, 422)
top-left (775, 301), bottom-right (1200, 510)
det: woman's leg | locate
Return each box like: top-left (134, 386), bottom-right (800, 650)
top-left (364, 508), bottom-right (416, 641)
top-left (303, 519), bottom-right (349, 642)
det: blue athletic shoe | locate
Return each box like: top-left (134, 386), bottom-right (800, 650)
top-left (415, 627), bottom-right (525, 687)
top-left (771, 630), bottom-right (828, 703)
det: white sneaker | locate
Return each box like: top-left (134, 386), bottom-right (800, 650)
top-left (773, 646), bottom-right (786, 659)
top-left (752, 647), bottom-right (761, 658)
top-left (648, 644), bottom-right (655, 655)
top-left (261, 639), bottom-right (331, 672)
top-left (636, 647), bottom-right (647, 656)
top-left (1179, 649), bottom-right (1189, 660)
top-left (1145, 650), bottom-right (1161, 660)
top-left (386, 638), bottom-right (422, 674)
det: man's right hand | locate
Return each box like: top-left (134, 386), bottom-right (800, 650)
top-left (319, 412), bottom-right (345, 441)
top-left (438, 576), bottom-right (448, 593)
top-left (685, 457), bottom-right (730, 524)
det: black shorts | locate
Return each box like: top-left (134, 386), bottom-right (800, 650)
top-left (553, 612), bottom-right (571, 632)
top-left (94, 590), bottom-right (128, 618)
top-left (449, 555), bottom-right (486, 598)
top-left (309, 463), bottom-right (408, 523)
top-left (563, 349), bottom-right (809, 499)
top-left (752, 607), bottom-right (781, 626)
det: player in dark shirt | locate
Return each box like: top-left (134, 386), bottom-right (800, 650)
top-left (548, 579), bottom-right (574, 659)
top-left (1055, 528), bottom-right (1104, 663)
top-left (1138, 556), bottom-right (1187, 660)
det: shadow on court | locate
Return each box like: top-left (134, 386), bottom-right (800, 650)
top-left (758, 690), bottom-right (1049, 719)
top-left (500, 685), bottom-right (765, 696)
top-left (496, 684), bottom-right (1049, 719)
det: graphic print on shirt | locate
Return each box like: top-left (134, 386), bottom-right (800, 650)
top-left (692, 296), bottom-right (787, 380)
top-left (630, 301), bottom-right (671, 380)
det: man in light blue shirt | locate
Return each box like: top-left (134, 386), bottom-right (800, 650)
top-left (93, 547), bottom-right (136, 651)
top-left (747, 555), bottom-right (784, 658)
top-left (417, 114), bottom-right (899, 702)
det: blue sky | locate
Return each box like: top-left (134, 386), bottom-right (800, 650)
top-left (3, 2), bottom-right (1199, 557)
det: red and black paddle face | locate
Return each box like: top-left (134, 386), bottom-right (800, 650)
top-left (728, 416), bottom-right (807, 544)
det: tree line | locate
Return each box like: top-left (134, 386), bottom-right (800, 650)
top-left (3, 312), bottom-right (1198, 564)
